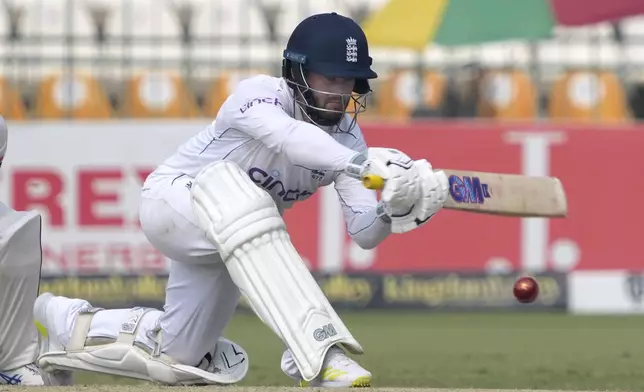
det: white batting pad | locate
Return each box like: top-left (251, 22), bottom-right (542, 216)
top-left (36, 306), bottom-right (248, 385)
top-left (190, 161), bottom-right (363, 381)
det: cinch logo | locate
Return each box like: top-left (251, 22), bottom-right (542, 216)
top-left (448, 175), bottom-right (491, 204)
top-left (248, 167), bottom-right (313, 202)
top-left (239, 97), bottom-right (283, 114)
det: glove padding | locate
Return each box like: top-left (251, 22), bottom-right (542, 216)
top-left (364, 147), bottom-right (449, 234)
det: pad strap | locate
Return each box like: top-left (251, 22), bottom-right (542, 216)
top-left (117, 307), bottom-right (154, 346)
top-left (68, 306), bottom-right (103, 351)
top-left (67, 307), bottom-right (154, 352)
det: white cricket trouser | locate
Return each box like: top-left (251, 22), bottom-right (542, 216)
top-left (140, 171), bottom-right (241, 365)
top-left (61, 170), bottom-right (241, 366)
top-left (0, 202), bottom-right (42, 370)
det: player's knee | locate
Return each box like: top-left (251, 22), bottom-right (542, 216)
top-left (139, 197), bottom-right (219, 264)
top-left (190, 161), bottom-right (285, 261)
top-left (139, 198), bottom-right (182, 258)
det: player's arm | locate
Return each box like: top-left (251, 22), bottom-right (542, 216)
top-left (223, 78), bottom-right (360, 171)
top-left (331, 129), bottom-right (391, 249)
top-left (334, 172), bottom-right (392, 250)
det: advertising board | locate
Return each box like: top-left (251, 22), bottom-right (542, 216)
top-left (39, 271), bottom-right (568, 310)
top-left (1, 120), bottom-right (641, 276)
top-left (569, 270), bottom-right (644, 314)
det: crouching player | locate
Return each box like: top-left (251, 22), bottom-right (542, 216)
top-left (31, 12), bottom-right (449, 388)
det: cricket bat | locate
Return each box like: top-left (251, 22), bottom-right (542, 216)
top-left (362, 169), bottom-right (567, 218)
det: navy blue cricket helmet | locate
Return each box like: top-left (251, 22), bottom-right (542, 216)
top-left (282, 12), bottom-right (377, 129)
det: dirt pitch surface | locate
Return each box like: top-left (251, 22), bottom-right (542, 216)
top-left (7, 388), bottom-right (618, 392)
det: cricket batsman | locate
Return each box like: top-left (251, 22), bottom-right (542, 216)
top-left (33, 12), bottom-right (449, 387)
top-left (0, 117), bottom-right (45, 386)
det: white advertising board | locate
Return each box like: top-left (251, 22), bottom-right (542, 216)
top-left (569, 270), bottom-right (644, 314)
top-left (0, 120), bottom-right (211, 275)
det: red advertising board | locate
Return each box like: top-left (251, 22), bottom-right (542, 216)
top-left (1, 120), bottom-right (642, 275)
top-left (285, 121), bottom-right (644, 273)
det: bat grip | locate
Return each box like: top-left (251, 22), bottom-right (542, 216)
top-left (362, 174), bottom-right (385, 190)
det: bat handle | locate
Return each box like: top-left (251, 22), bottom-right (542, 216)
top-left (362, 174), bottom-right (385, 190)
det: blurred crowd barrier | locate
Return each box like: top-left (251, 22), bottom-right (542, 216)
top-left (0, 0), bottom-right (644, 121)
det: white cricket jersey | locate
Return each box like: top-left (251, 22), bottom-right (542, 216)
top-left (153, 75), bottom-right (391, 248)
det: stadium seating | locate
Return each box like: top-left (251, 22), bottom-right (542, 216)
top-left (548, 69), bottom-right (632, 122)
top-left (121, 71), bottom-right (201, 118)
top-left (18, 0), bottom-right (95, 78)
top-left (203, 69), bottom-right (271, 117)
top-left (104, 0), bottom-right (182, 62)
top-left (0, 78), bottom-right (27, 120)
top-left (35, 73), bottom-right (113, 119)
top-left (1, 1), bottom-right (643, 121)
top-left (477, 69), bottom-right (537, 120)
top-left (375, 69), bottom-right (447, 120)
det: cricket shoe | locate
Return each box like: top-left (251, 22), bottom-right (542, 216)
top-left (281, 346), bottom-right (372, 388)
top-left (0, 363), bottom-right (44, 385)
top-left (33, 292), bottom-right (75, 386)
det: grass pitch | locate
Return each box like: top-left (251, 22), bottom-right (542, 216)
top-left (15, 388), bottom-right (619, 392)
top-left (21, 312), bottom-right (644, 391)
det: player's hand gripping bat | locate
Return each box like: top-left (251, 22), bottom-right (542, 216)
top-left (362, 170), bottom-right (567, 218)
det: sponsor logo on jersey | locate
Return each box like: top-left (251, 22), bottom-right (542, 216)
top-left (239, 97), bottom-right (283, 114)
top-left (448, 175), bottom-right (491, 204)
top-left (311, 169), bottom-right (325, 181)
top-left (248, 167), bottom-right (313, 202)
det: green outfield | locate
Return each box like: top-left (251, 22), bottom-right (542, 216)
top-left (69, 312), bottom-right (643, 391)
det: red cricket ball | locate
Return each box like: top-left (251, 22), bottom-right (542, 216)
top-left (513, 276), bottom-right (539, 303)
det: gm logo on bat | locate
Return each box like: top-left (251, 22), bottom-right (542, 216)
top-left (448, 175), bottom-right (491, 204)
